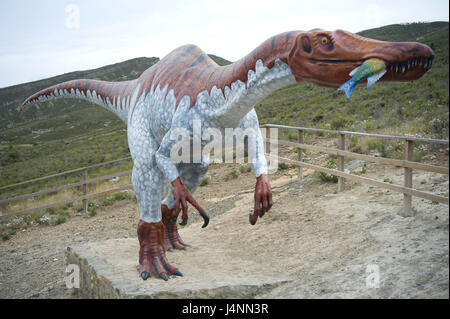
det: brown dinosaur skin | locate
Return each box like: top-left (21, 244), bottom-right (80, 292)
top-left (250, 174), bottom-right (273, 225)
top-left (137, 220), bottom-right (183, 280)
top-left (161, 204), bottom-right (190, 251)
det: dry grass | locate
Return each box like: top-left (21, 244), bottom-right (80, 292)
top-left (6, 175), bottom-right (132, 214)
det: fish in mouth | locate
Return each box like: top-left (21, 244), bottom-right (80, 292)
top-left (338, 58), bottom-right (387, 99)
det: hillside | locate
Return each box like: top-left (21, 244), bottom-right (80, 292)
top-left (0, 22), bottom-right (448, 189)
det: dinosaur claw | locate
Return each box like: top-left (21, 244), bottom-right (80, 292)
top-left (160, 273), bottom-right (169, 281)
top-left (171, 217), bottom-right (177, 223)
top-left (249, 213), bottom-right (256, 225)
top-left (141, 272), bottom-right (149, 281)
top-left (173, 270), bottom-right (183, 277)
top-left (201, 212), bottom-right (209, 228)
top-left (179, 218), bottom-right (188, 226)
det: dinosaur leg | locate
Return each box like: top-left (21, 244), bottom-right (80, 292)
top-left (161, 162), bottom-right (209, 251)
top-left (161, 204), bottom-right (189, 251)
top-left (132, 161), bottom-right (182, 280)
top-left (129, 120), bottom-right (182, 281)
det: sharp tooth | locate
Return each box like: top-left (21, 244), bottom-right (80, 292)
top-left (420, 59), bottom-right (424, 67)
top-left (423, 60), bottom-right (428, 68)
top-left (402, 65), bottom-right (406, 73)
top-left (407, 61), bottom-right (411, 69)
top-left (395, 64), bottom-right (399, 73)
top-left (429, 59), bottom-right (433, 68)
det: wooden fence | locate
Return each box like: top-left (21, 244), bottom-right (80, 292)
top-left (0, 157), bottom-right (133, 219)
top-left (0, 125), bottom-right (448, 220)
top-left (263, 124), bottom-right (449, 216)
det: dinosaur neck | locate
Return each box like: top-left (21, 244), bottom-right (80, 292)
top-left (215, 31), bottom-right (301, 90)
top-left (208, 58), bottom-right (296, 127)
top-left (160, 31), bottom-right (301, 114)
top-left (201, 31), bottom-right (301, 126)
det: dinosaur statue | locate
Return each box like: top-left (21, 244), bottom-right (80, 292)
top-left (20, 29), bottom-right (433, 281)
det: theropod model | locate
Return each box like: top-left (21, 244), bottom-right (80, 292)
top-left (20, 29), bottom-right (433, 281)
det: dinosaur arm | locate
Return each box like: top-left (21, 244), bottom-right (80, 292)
top-left (238, 110), bottom-right (272, 225)
top-left (239, 109), bottom-right (268, 178)
top-left (155, 130), bottom-right (182, 182)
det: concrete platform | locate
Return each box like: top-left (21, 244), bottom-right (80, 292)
top-left (65, 238), bottom-right (288, 299)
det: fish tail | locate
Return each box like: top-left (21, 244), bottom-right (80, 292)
top-left (337, 79), bottom-right (357, 100)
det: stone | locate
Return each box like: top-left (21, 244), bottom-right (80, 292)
top-left (65, 238), bottom-right (286, 299)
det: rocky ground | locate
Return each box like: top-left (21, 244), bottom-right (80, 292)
top-left (0, 146), bottom-right (448, 299)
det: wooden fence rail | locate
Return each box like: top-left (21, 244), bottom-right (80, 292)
top-left (0, 125), bottom-right (448, 220)
top-left (263, 124), bottom-right (449, 216)
top-left (0, 157), bottom-right (132, 220)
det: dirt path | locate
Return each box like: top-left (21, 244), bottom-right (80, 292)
top-left (0, 159), bottom-right (448, 298)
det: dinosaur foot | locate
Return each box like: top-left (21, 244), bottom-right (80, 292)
top-left (161, 204), bottom-right (190, 251)
top-left (137, 220), bottom-right (183, 281)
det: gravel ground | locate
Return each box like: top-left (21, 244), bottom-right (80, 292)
top-left (0, 155), bottom-right (448, 299)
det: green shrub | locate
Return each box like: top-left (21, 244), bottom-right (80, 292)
top-left (89, 207), bottom-right (98, 217)
top-left (330, 115), bottom-right (354, 130)
top-left (315, 157), bottom-right (339, 183)
top-left (287, 131), bottom-right (298, 141)
top-left (230, 169), bottom-right (239, 179)
top-left (200, 177), bottom-right (209, 187)
top-left (54, 216), bottom-right (67, 225)
top-left (46, 207), bottom-right (57, 215)
top-left (238, 164), bottom-right (251, 173)
top-left (349, 136), bottom-right (358, 149)
top-left (361, 163), bottom-right (367, 174)
top-left (112, 191), bottom-right (131, 201)
top-left (278, 162), bottom-right (290, 170)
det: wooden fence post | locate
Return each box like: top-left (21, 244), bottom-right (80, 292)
top-left (265, 127), bottom-right (270, 155)
top-left (338, 133), bottom-right (345, 192)
top-left (403, 140), bottom-right (414, 216)
top-left (297, 129), bottom-right (304, 179)
top-left (83, 169), bottom-right (88, 214)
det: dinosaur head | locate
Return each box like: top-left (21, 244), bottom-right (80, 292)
top-left (288, 29), bottom-right (434, 88)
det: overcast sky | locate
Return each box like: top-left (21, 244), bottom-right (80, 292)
top-left (0, 0), bottom-right (448, 88)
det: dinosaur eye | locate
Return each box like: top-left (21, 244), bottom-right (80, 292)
top-left (321, 37), bottom-right (328, 45)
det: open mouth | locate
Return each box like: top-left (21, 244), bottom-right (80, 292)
top-left (385, 57), bottom-right (434, 74)
top-left (310, 56), bottom-right (434, 73)
top-left (311, 56), bottom-right (434, 80)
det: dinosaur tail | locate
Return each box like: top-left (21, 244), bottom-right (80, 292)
top-left (337, 79), bottom-right (357, 100)
top-left (19, 79), bottom-right (141, 123)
